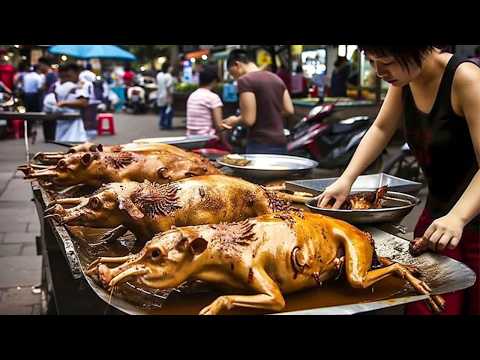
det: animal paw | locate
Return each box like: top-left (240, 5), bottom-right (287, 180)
top-left (199, 296), bottom-right (233, 315)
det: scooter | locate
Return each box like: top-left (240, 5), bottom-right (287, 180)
top-left (383, 143), bottom-right (426, 186)
top-left (125, 85), bottom-right (147, 114)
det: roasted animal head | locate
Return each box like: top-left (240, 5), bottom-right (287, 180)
top-left (91, 227), bottom-right (210, 289)
top-left (44, 182), bottom-right (147, 227)
top-left (32, 143), bottom-right (103, 165)
top-left (24, 151), bottom-right (132, 187)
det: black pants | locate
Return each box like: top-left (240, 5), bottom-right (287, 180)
top-left (24, 92), bottom-right (41, 137)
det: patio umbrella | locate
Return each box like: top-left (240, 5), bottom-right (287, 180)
top-left (48, 45), bottom-right (136, 61)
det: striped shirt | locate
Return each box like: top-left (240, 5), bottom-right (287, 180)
top-left (186, 88), bottom-right (223, 136)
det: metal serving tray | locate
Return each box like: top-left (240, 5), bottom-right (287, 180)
top-left (306, 191), bottom-right (421, 225)
top-left (83, 227), bottom-right (477, 315)
top-left (133, 135), bottom-right (216, 150)
top-left (36, 185), bottom-right (476, 315)
top-left (286, 173), bottom-right (423, 195)
top-left (217, 154), bottom-right (319, 179)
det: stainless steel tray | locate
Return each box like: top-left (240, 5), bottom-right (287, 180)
top-left (37, 185), bottom-right (476, 315)
top-left (81, 226), bottom-right (477, 315)
top-left (306, 191), bottom-right (421, 225)
top-left (217, 154), bottom-right (318, 179)
top-left (286, 173), bottom-right (423, 195)
top-left (133, 135), bottom-right (216, 150)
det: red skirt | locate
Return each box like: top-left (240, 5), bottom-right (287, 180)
top-left (405, 208), bottom-right (480, 315)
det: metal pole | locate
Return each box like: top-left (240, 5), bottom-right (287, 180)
top-left (24, 120), bottom-right (30, 163)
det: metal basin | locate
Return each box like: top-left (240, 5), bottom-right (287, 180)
top-left (306, 191), bottom-right (421, 224)
top-left (133, 135), bottom-right (216, 150)
top-left (217, 154), bottom-right (318, 179)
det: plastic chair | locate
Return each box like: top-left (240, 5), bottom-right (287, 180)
top-left (97, 113), bottom-right (116, 136)
top-left (10, 119), bottom-right (24, 139)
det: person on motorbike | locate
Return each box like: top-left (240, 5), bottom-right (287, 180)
top-left (222, 49), bottom-right (294, 154)
top-left (317, 45), bottom-right (480, 315)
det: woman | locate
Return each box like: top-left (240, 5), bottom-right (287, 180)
top-left (186, 66), bottom-right (232, 151)
top-left (317, 46), bottom-right (480, 315)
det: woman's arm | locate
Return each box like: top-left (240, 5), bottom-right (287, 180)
top-left (341, 85), bottom-right (404, 183)
top-left (318, 85), bottom-right (404, 208)
top-left (423, 62), bottom-right (480, 251)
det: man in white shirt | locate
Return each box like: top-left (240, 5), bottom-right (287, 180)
top-left (80, 63), bottom-right (97, 83)
top-left (23, 65), bottom-right (44, 110)
top-left (156, 62), bottom-right (174, 130)
top-left (54, 63), bottom-right (89, 143)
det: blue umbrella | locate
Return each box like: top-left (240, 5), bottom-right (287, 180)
top-left (48, 45), bottom-right (136, 61)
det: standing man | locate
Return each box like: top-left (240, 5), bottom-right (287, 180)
top-left (38, 57), bottom-right (58, 141)
top-left (23, 65), bottom-right (44, 139)
top-left (222, 49), bottom-right (294, 154)
top-left (54, 63), bottom-right (88, 143)
top-left (156, 62), bottom-right (175, 130)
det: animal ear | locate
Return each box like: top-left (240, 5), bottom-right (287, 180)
top-left (175, 236), bottom-right (189, 252)
top-left (97, 144), bottom-right (104, 152)
top-left (118, 195), bottom-right (144, 221)
top-left (189, 237), bottom-right (208, 255)
top-left (81, 153), bottom-right (93, 166)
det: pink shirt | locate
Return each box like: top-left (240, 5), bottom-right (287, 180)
top-left (186, 88), bottom-right (223, 136)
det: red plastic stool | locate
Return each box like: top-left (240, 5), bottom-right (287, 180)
top-left (97, 113), bottom-right (116, 135)
top-left (10, 119), bottom-right (24, 139)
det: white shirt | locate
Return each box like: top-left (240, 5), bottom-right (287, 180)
top-left (156, 72), bottom-right (173, 107)
top-left (23, 72), bottom-right (44, 93)
top-left (80, 70), bottom-right (97, 83)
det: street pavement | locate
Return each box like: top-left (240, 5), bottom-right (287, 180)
top-left (0, 111), bottom-right (426, 315)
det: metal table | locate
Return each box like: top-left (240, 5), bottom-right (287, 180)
top-left (31, 179), bottom-right (476, 315)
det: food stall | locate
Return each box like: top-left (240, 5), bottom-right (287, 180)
top-left (25, 141), bottom-right (476, 315)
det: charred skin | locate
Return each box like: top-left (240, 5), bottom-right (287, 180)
top-left (89, 211), bottom-right (444, 315)
top-left (48, 175), bottom-right (290, 244)
top-left (24, 150), bottom-right (220, 188)
top-left (32, 142), bottom-right (207, 165)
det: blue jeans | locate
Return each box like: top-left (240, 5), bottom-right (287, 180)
top-left (246, 141), bottom-right (287, 155)
top-left (159, 105), bottom-right (173, 129)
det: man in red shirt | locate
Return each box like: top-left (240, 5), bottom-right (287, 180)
top-left (0, 48), bottom-right (16, 93)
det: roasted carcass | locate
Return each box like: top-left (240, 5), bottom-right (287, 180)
top-left (319, 186), bottom-right (389, 210)
top-left (45, 175), bottom-right (291, 245)
top-left (87, 211), bottom-right (445, 315)
top-left (32, 142), bottom-right (203, 165)
top-left (20, 150), bottom-right (220, 188)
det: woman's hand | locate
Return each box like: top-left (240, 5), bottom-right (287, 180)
top-left (56, 101), bottom-right (65, 108)
top-left (317, 176), bottom-right (354, 209)
top-left (423, 213), bottom-right (465, 252)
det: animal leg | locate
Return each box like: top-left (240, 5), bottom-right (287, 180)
top-left (89, 225), bottom-right (129, 249)
top-left (377, 257), bottom-right (446, 313)
top-left (199, 268), bottom-right (285, 315)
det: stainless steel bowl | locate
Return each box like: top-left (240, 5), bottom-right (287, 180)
top-left (306, 191), bottom-right (421, 224)
top-left (217, 154), bottom-right (319, 179)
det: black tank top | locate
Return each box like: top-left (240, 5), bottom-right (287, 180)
top-left (403, 55), bottom-right (480, 227)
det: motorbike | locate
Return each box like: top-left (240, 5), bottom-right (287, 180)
top-left (222, 104), bottom-right (383, 173)
top-left (125, 85), bottom-right (147, 114)
top-left (383, 143), bottom-right (426, 186)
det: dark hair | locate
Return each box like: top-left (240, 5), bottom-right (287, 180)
top-left (60, 63), bottom-right (81, 73)
top-left (161, 62), bottom-right (170, 73)
top-left (227, 49), bottom-right (253, 68)
top-left (38, 57), bottom-right (51, 66)
top-left (199, 66), bottom-right (219, 86)
top-left (85, 63), bottom-right (92, 71)
top-left (357, 45), bottom-right (436, 70)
